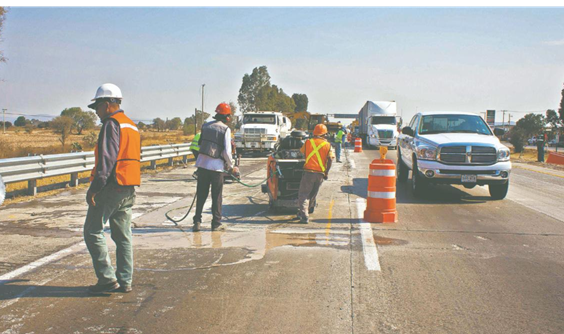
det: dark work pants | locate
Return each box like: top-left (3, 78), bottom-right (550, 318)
top-left (193, 168), bottom-right (224, 226)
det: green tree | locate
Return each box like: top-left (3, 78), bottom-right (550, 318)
top-left (51, 116), bottom-right (74, 150)
top-left (546, 109), bottom-right (561, 131)
top-left (238, 66), bottom-right (271, 113)
top-left (292, 93), bottom-right (308, 112)
top-left (255, 85), bottom-right (296, 114)
top-left (168, 117), bottom-right (183, 130)
top-left (14, 116), bottom-right (27, 127)
top-left (137, 121), bottom-right (147, 130)
top-left (153, 118), bottom-right (166, 132)
top-left (61, 107), bottom-right (97, 135)
top-left (0, 7), bottom-right (8, 65)
top-left (559, 85), bottom-right (564, 122)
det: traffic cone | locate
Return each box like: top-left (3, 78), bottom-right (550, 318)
top-left (354, 138), bottom-right (362, 153)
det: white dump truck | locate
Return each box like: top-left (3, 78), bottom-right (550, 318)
top-left (358, 101), bottom-right (399, 149)
top-left (234, 111), bottom-right (292, 153)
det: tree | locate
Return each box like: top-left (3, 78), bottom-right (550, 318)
top-left (0, 121), bottom-right (12, 129)
top-left (153, 118), bottom-right (166, 132)
top-left (51, 116), bottom-right (74, 150)
top-left (515, 113), bottom-right (545, 140)
top-left (292, 93), bottom-right (309, 112)
top-left (226, 101), bottom-right (238, 131)
top-left (14, 116), bottom-right (27, 127)
top-left (0, 7), bottom-right (8, 65)
top-left (168, 117), bottom-right (183, 130)
top-left (238, 66), bottom-right (271, 113)
top-left (61, 107), bottom-right (97, 135)
top-left (137, 121), bottom-right (147, 130)
top-left (546, 109), bottom-right (561, 131)
top-left (255, 85), bottom-right (296, 114)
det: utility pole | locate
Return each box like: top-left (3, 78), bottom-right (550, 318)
top-left (502, 110), bottom-right (506, 132)
top-left (194, 108), bottom-right (198, 135)
top-left (201, 84), bottom-right (205, 133)
top-left (2, 109), bottom-right (5, 134)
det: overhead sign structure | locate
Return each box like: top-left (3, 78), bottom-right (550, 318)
top-left (486, 110), bottom-right (495, 126)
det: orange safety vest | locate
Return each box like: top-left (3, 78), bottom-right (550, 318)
top-left (303, 138), bottom-right (330, 173)
top-left (90, 111), bottom-right (141, 186)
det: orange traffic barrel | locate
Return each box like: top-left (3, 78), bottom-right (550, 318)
top-left (364, 158), bottom-right (398, 223)
top-left (354, 138), bottom-right (362, 152)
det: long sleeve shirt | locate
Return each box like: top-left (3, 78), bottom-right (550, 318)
top-left (89, 110), bottom-right (122, 193)
top-left (195, 126), bottom-right (232, 172)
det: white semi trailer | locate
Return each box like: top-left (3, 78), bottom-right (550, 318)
top-left (358, 101), bottom-right (399, 149)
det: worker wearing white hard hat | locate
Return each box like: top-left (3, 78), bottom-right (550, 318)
top-left (83, 83), bottom-right (141, 295)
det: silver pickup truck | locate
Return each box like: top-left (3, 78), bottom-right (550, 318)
top-left (397, 111), bottom-right (511, 199)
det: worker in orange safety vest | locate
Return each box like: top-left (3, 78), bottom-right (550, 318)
top-left (296, 124), bottom-right (335, 223)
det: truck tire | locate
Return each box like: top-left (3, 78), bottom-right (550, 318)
top-left (397, 149), bottom-right (408, 183)
top-left (411, 159), bottom-right (428, 197)
top-left (489, 181), bottom-right (509, 200)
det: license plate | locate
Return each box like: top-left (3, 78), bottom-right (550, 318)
top-left (461, 174), bottom-right (477, 183)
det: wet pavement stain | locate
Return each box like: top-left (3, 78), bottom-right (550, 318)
top-left (373, 235), bottom-right (408, 246)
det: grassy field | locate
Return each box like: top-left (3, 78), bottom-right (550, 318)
top-left (2, 128), bottom-right (196, 195)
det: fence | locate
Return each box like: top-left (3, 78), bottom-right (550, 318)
top-left (0, 143), bottom-right (193, 196)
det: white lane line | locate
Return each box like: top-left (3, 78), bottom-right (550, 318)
top-left (356, 198), bottom-right (381, 271)
top-left (0, 242), bottom-right (86, 284)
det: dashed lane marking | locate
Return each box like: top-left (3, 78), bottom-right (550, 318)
top-left (355, 198), bottom-right (381, 271)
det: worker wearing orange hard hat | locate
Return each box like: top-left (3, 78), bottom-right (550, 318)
top-left (296, 124), bottom-right (335, 223)
top-left (193, 102), bottom-right (233, 232)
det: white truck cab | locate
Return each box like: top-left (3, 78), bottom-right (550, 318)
top-left (235, 111), bottom-right (292, 153)
top-left (397, 111), bottom-right (511, 199)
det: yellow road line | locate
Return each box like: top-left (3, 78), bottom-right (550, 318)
top-left (326, 199), bottom-right (335, 235)
top-left (514, 165), bottom-right (564, 179)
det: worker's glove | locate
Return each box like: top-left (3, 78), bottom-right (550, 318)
top-left (323, 174), bottom-right (328, 180)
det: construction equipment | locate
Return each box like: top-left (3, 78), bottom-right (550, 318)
top-left (261, 130), bottom-right (315, 212)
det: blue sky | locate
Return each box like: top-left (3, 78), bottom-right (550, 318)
top-left (1, 7), bottom-right (563, 124)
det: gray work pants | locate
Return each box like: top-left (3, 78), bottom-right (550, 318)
top-left (297, 171), bottom-right (324, 219)
top-left (84, 183), bottom-right (135, 286)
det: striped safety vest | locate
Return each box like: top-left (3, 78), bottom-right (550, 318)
top-left (90, 111), bottom-right (141, 186)
top-left (303, 138), bottom-right (331, 173)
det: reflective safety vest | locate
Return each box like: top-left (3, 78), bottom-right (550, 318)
top-left (190, 133), bottom-right (201, 152)
top-left (303, 138), bottom-right (330, 173)
top-left (335, 130), bottom-right (344, 143)
top-left (90, 111), bottom-right (141, 186)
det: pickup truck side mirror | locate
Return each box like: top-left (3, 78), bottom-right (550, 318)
top-left (493, 128), bottom-right (505, 137)
top-left (402, 127), bottom-right (414, 137)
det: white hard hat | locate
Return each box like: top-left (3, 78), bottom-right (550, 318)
top-left (92, 83), bottom-right (122, 101)
top-left (88, 83), bottom-right (123, 109)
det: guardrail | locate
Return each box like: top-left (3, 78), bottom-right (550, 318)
top-left (0, 143), bottom-right (193, 196)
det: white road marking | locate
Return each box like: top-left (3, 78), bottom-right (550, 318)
top-left (0, 242), bottom-right (86, 284)
top-left (349, 158), bottom-right (356, 169)
top-left (356, 198), bottom-right (381, 271)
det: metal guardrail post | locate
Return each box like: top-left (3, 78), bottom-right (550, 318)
top-left (168, 157), bottom-right (174, 166)
top-left (182, 155), bottom-right (188, 164)
top-left (71, 172), bottom-right (79, 187)
top-left (150, 160), bottom-right (157, 169)
top-left (28, 179), bottom-right (37, 196)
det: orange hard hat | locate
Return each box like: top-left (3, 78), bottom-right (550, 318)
top-left (313, 124), bottom-right (328, 136)
top-left (215, 103), bottom-right (231, 115)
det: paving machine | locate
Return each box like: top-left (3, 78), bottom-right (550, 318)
top-left (261, 130), bottom-right (315, 213)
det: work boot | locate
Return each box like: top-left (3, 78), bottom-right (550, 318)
top-left (212, 224), bottom-right (226, 232)
top-left (112, 284), bottom-right (132, 293)
top-left (87, 281), bottom-right (119, 295)
top-left (300, 216), bottom-right (309, 224)
top-left (193, 221), bottom-right (201, 232)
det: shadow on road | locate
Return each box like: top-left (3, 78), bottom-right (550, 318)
top-left (0, 280), bottom-right (96, 299)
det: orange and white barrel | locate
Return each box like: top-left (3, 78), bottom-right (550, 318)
top-left (354, 138), bottom-right (363, 153)
top-left (364, 158), bottom-right (398, 223)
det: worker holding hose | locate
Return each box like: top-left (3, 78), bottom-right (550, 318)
top-left (192, 103), bottom-right (233, 232)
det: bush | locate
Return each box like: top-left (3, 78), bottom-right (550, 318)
top-left (509, 129), bottom-right (526, 153)
top-left (82, 131), bottom-right (98, 149)
top-left (24, 124), bottom-right (34, 134)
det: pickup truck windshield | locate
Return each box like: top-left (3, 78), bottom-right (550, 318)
top-left (243, 115), bottom-right (276, 125)
top-left (370, 116), bottom-right (396, 125)
top-left (419, 115), bottom-right (492, 135)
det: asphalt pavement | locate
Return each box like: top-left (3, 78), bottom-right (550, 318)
top-left (1, 147), bottom-right (563, 334)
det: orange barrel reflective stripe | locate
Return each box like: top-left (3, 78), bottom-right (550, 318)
top-left (304, 138), bottom-right (330, 173)
top-left (354, 138), bottom-right (363, 153)
top-left (364, 158), bottom-right (397, 223)
top-left (90, 112), bottom-right (141, 186)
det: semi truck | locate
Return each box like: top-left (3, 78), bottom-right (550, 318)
top-left (358, 101), bottom-right (399, 149)
top-left (234, 111), bottom-right (292, 154)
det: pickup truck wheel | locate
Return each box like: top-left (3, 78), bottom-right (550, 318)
top-left (397, 150), bottom-right (408, 183)
top-left (411, 159), bottom-right (428, 197)
top-left (489, 181), bottom-right (509, 200)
